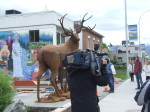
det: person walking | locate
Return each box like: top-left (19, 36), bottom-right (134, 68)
top-left (128, 60), bottom-right (135, 81)
top-left (143, 60), bottom-right (150, 81)
top-left (134, 56), bottom-right (143, 89)
top-left (134, 79), bottom-right (150, 112)
top-left (106, 58), bottom-right (116, 93)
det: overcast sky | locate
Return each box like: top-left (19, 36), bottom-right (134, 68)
top-left (0, 0), bottom-right (150, 45)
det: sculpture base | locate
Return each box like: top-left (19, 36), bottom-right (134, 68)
top-left (60, 91), bottom-right (70, 99)
top-left (35, 91), bottom-right (70, 103)
top-left (35, 94), bottom-right (66, 103)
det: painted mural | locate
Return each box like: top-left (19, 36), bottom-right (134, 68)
top-left (0, 29), bottom-right (53, 80)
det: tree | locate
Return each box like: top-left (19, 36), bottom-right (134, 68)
top-left (102, 43), bottom-right (108, 50)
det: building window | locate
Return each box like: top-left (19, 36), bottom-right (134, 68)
top-left (135, 47), bottom-right (139, 50)
top-left (118, 57), bottom-right (122, 62)
top-left (61, 36), bottom-right (65, 43)
top-left (57, 32), bottom-right (60, 45)
top-left (57, 32), bottom-right (65, 45)
top-left (29, 30), bottom-right (39, 42)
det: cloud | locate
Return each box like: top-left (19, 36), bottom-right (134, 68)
top-left (0, 0), bottom-right (150, 45)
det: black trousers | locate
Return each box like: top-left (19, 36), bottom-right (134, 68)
top-left (146, 76), bottom-right (150, 81)
top-left (130, 73), bottom-right (134, 81)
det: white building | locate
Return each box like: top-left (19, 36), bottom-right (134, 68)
top-left (0, 10), bottom-right (83, 80)
top-left (0, 10), bottom-right (78, 45)
top-left (0, 10), bottom-right (104, 80)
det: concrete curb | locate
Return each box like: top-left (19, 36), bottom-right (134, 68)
top-left (52, 102), bottom-right (71, 112)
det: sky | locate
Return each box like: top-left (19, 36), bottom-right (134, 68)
top-left (0, 0), bottom-right (150, 46)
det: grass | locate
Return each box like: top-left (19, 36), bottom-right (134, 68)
top-left (115, 71), bottom-right (128, 80)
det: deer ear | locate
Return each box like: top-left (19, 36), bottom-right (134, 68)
top-left (61, 33), bottom-right (66, 37)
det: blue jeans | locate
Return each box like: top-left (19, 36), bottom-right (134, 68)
top-left (107, 74), bottom-right (114, 91)
top-left (135, 72), bottom-right (143, 88)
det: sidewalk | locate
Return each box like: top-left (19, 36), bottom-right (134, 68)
top-left (99, 74), bottom-right (145, 112)
top-left (13, 73), bottom-right (145, 112)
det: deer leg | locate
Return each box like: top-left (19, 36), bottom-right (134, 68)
top-left (59, 68), bottom-right (70, 99)
top-left (37, 69), bottom-right (46, 102)
top-left (63, 68), bottom-right (68, 92)
top-left (51, 72), bottom-right (60, 97)
top-left (59, 68), bottom-right (64, 91)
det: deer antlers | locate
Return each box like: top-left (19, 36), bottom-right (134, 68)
top-left (76, 13), bottom-right (96, 34)
top-left (58, 14), bottom-right (74, 36)
top-left (58, 13), bottom-right (96, 37)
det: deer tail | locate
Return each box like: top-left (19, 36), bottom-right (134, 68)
top-left (37, 49), bottom-right (49, 69)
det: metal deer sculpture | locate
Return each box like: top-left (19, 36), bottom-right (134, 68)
top-left (37, 13), bottom-right (96, 102)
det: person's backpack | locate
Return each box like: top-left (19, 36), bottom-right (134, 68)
top-left (106, 63), bottom-right (113, 74)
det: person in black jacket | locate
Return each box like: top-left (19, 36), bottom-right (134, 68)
top-left (68, 59), bottom-right (108, 112)
top-left (134, 79), bottom-right (150, 112)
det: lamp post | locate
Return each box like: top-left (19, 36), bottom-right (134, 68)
top-left (124, 0), bottom-right (129, 78)
top-left (138, 10), bottom-right (150, 61)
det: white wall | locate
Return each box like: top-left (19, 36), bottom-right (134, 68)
top-left (0, 11), bottom-right (75, 45)
top-left (0, 11), bottom-right (74, 31)
top-left (79, 32), bottom-right (83, 49)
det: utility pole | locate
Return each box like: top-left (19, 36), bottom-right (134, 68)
top-left (124, 0), bottom-right (129, 78)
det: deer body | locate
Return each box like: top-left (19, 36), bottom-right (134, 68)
top-left (37, 13), bottom-right (95, 102)
top-left (37, 35), bottom-right (79, 102)
top-left (38, 37), bottom-right (79, 69)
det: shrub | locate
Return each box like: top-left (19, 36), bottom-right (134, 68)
top-left (111, 60), bottom-right (117, 64)
top-left (114, 65), bottom-right (126, 69)
top-left (0, 72), bottom-right (15, 112)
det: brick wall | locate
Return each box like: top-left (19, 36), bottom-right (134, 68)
top-left (82, 30), bottom-right (102, 52)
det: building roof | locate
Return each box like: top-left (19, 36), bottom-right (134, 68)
top-left (0, 10), bottom-right (74, 30)
top-left (82, 28), bottom-right (104, 38)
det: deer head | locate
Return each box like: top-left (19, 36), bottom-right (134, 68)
top-left (58, 13), bottom-right (96, 44)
